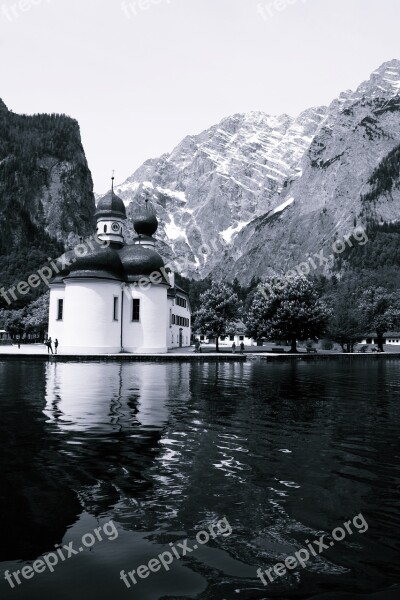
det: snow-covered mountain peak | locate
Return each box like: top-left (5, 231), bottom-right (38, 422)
top-left (113, 104), bottom-right (327, 276)
top-left (355, 59), bottom-right (400, 100)
top-left (111, 59), bottom-right (400, 280)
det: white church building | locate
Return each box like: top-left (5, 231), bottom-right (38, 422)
top-left (48, 188), bottom-right (191, 354)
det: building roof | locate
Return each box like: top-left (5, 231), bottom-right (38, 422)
top-left (118, 244), bottom-right (169, 283)
top-left (66, 245), bottom-right (124, 281)
top-left (167, 285), bottom-right (190, 298)
top-left (96, 190), bottom-right (126, 219)
top-left (52, 204), bottom-right (176, 284)
top-left (133, 208), bottom-right (158, 237)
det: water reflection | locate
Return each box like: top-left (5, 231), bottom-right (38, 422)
top-left (0, 360), bottom-right (399, 600)
top-left (43, 362), bottom-right (170, 516)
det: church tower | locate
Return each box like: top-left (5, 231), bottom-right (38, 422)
top-left (118, 198), bottom-right (170, 354)
top-left (95, 177), bottom-right (127, 246)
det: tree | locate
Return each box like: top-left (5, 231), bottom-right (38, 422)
top-left (1, 292), bottom-right (49, 342)
top-left (193, 281), bottom-right (240, 352)
top-left (22, 293), bottom-right (49, 341)
top-left (246, 277), bottom-right (332, 353)
top-left (326, 281), bottom-right (364, 352)
top-left (327, 303), bottom-right (363, 353)
top-left (359, 287), bottom-right (400, 351)
top-left (5, 310), bottom-right (25, 340)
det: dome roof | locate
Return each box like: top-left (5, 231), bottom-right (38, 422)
top-left (49, 250), bottom-right (76, 284)
top-left (66, 244), bottom-right (124, 280)
top-left (119, 244), bottom-right (167, 282)
top-left (133, 208), bottom-right (158, 237)
top-left (96, 190), bottom-right (126, 219)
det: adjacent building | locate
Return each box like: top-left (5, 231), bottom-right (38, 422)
top-left (360, 332), bottom-right (400, 346)
top-left (195, 320), bottom-right (256, 347)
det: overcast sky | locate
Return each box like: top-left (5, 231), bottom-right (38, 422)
top-left (1, 0), bottom-right (399, 192)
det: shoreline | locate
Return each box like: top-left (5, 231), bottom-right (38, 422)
top-left (0, 352), bottom-right (247, 362)
top-left (1, 349), bottom-right (400, 362)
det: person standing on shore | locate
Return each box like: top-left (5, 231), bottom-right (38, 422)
top-left (54, 339), bottom-right (59, 354)
top-left (46, 337), bottom-right (53, 354)
top-left (232, 342), bottom-right (236, 354)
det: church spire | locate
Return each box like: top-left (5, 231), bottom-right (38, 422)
top-left (95, 172), bottom-right (127, 246)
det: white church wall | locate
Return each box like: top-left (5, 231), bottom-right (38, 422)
top-left (123, 284), bottom-right (168, 354)
top-left (61, 279), bottom-right (122, 354)
top-left (48, 284), bottom-right (65, 344)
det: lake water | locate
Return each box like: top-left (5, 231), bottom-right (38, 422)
top-left (0, 359), bottom-right (399, 599)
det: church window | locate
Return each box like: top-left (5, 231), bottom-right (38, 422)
top-left (132, 299), bottom-right (140, 321)
top-left (57, 299), bottom-right (64, 321)
top-left (113, 297), bottom-right (119, 321)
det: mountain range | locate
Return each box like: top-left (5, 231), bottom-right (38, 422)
top-left (114, 59), bottom-right (400, 283)
top-left (1, 59), bottom-right (399, 310)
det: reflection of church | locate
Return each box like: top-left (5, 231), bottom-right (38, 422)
top-left (43, 361), bottom-right (171, 514)
top-left (48, 187), bottom-right (191, 354)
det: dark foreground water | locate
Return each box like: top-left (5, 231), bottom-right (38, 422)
top-left (0, 360), bottom-right (399, 600)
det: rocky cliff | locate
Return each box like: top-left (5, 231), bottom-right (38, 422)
top-left (225, 59), bottom-right (400, 284)
top-left (116, 59), bottom-right (400, 283)
top-left (0, 100), bottom-right (96, 307)
top-left (114, 107), bottom-right (327, 276)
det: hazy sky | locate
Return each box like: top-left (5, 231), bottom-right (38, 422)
top-left (1, 0), bottom-right (399, 192)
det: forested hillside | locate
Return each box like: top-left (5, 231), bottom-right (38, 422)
top-left (0, 99), bottom-right (95, 309)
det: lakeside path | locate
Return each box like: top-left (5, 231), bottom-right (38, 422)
top-left (1, 344), bottom-right (400, 361)
top-left (0, 344), bottom-right (246, 361)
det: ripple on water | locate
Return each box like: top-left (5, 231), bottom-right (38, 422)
top-left (0, 359), bottom-right (399, 599)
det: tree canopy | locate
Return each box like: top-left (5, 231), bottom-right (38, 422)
top-left (193, 280), bottom-right (240, 352)
top-left (246, 276), bottom-right (332, 352)
top-left (358, 286), bottom-right (400, 351)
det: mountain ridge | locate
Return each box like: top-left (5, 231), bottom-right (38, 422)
top-left (114, 59), bottom-right (400, 282)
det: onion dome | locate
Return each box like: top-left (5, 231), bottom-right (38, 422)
top-left (119, 245), bottom-right (168, 283)
top-left (133, 205), bottom-right (158, 237)
top-left (66, 244), bottom-right (124, 280)
top-left (49, 249), bottom-right (76, 284)
top-left (96, 190), bottom-right (126, 219)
